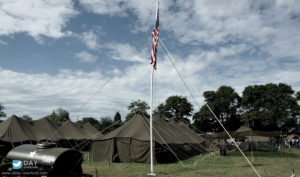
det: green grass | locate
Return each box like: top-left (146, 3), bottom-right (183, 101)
top-left (82, 149), bottom-right (300, 177)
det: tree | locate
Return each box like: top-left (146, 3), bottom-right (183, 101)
top-left (297, 91), bottom-right (300, 100)
top-left (98, 117), bottom-right (114, 134)
top-left (193, 86), bottom-right (242, 132)
top-left (114, 111), bottom-right (121, 122)
top-left (47, 108), bottom-right (70, 124)
top-left (153, 103), bottom-right (167, 117)
top-left (154, 95), bottom-right (193, 122)
top-left (76, 117), bottom-right (101, 131)
top-left (21, 115), bottom-right (32, 121)
top-left (113, 111), bottom-right (123, 129)
top-left (241, 83), bottom-right (300, 132)
top-left (125, 100), bottom-right (149, 121)
top-left (0, 103), bottom-right (6, 119)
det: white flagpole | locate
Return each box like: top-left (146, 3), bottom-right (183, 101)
top-left (148, 66), bottom-right (155, 176)
top-left (148, 1), bottom-right (158, 176)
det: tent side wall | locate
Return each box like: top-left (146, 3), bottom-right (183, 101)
top-left (91, 139), bottom-right (115, 162)
top-left (130, 139), bottom-right (150, 163)
top-left (91, 138), bottom-right (151, 163)
top-left (239, 141), bottom-right (274, 151)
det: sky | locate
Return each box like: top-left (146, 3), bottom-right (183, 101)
top-left (0, 0), bottom-right (300, 121)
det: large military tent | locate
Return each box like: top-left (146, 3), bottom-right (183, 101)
top-left (90, 114), bottom-right (206, 163)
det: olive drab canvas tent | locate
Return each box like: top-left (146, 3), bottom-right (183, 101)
top-left (90, 114), bottom-right (206, 163)
top-left (239, 135), bottom-right (274, 151)
top-left (211, 126), bottom-right (280, 151)
top-left (81, 122), bottom-right (101, 139)
top-left (0, 115), bottom-right (102, 151)
top-left (57, 120), bottom-right (88, 140)
top-left (0, 115), bottom-right (36, 143)
top-left (213, 126), bottom-right (281, 139)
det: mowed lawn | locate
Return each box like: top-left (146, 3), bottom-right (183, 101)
top-left (82, 149), bottom-right (300, 177)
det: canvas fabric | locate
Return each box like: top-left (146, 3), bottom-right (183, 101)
top-left (213, 126), bottom-right (281, 139)
top-left (239, 141), bottom-right (274, 151)
top-left (0, 115), bottom-right (102, 143)
top-left (91, 114), bottom-right (206, 163)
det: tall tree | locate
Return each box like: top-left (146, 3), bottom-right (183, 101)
top-left (241, 83), bottom-right (300, 131)
top-left (76, 117), bottom-right (101, 131)
top-left (125, 100), bottom-right (149, 121)
top-left (47, 108), bottom-right (70, 124)
top-left (154, 95), bottom-right (193, 122)
top-left (113, 111), bottom-right (123, 129)
top-left (193, 86), bottom-right (241, 132)
top-left (98, 117), bottom-right (114, 134)
top-left (297, 91), bottom-right (300, 100)
top-left (21, 115), bottom-right (32, 121)
top-left (114, 111), bottom-right (121, 122)
top-left (0, 103), bottom-right (6, 119)
top-left (153, 103), bottom-right (166, 117)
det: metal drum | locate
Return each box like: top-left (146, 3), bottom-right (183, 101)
top-left (0, 143), bottom-right (86, 177)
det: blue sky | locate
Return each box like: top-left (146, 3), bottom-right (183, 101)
top-left (0, 0), bottom-right (300, 121)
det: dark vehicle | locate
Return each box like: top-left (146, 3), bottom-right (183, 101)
top-left (0, 145), bottom-right (5, 164)
top-left (0, 143), bottom-right (91, 177)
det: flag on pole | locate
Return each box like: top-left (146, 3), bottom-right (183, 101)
top-left (150, 2), bottom-right (159, 69)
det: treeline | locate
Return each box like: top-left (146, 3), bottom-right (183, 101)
top-left (0, 83), bottom-right (299, 134)
top-left (193, 83), bottom-right (300, 133)
top-left (127, 83), bottom-right (300, 133)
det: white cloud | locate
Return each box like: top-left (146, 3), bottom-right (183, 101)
top-left (79, 0), bottom-right (170, 32)
top-left (1, 0), bottom-right (300, 121)
top-left (0, 0), bottom-right (78, 40)
top-left (0, 39), bottom-right (7, 45)
top-left (79, 0), bottom-right (300, 61)
top-left (75, 51), bottom-right (98, 63)
top-left (80, 30), bottom-right (100, 50)
top-left (1, 40), bottom-right (299, 120)
top-left (79, 0), bottom-right (127, 16)
top-left (106, 42), bottom-right (145, 62)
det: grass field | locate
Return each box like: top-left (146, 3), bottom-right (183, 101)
top-left (82, 149), bottom-right (300, 177)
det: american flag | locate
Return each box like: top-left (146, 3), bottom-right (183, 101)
top-left (150, 2), bottom-right (159, 69)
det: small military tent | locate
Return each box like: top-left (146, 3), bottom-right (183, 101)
top-left (213, 126), bottom-right (281, 139)
top-left (211, 126), bottom-right (280, 151)
top-left (81, 122), bottom-right (101, 139)
top-left (239, 135), bottom-right (274, 151)
top-left (90, 114), bottom-right (206, 163)
top-left (0, 115), bottom-right (36, 143)
top-left (31, 117), bottom-right (64, 141)
top-left (286, 134), bottom-right (299, 141)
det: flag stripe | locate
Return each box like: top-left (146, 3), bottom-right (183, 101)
top-left (150, 2), bottom-right (159, 69)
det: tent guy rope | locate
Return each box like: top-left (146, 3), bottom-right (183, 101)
top-left (159, 38), bottom-right (262, 177)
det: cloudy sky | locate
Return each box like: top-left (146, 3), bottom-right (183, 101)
top-left (0, 0), bottom-right (300, 121)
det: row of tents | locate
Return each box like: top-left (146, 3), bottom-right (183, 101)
top-left (0, 115), bottom-right (102, 152)
top-left (1, 114), bottom-right (284, 164)
top-left (0, 114), bottom-right (208, 164)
